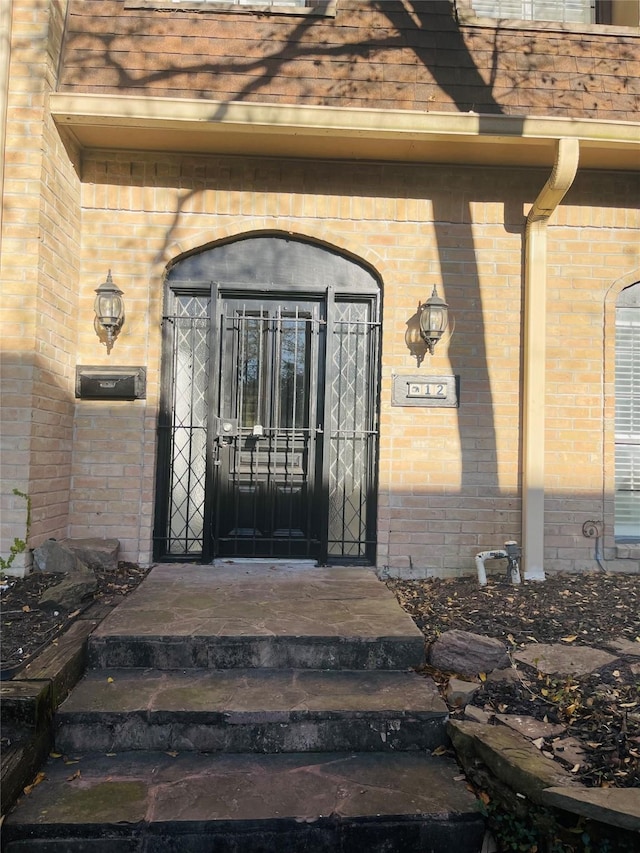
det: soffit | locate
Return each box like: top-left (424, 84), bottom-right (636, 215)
top-left (50, 94), bottom-right (640, 171)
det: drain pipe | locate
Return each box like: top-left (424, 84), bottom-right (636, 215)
top-left (522, 138), bottom-right (580, 580)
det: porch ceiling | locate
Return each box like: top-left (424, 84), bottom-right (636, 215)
top-left (50, 94), bottom-right (640, 171)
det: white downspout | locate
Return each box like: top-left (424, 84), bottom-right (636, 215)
top-left (522, 137), bottom-right (580, 579)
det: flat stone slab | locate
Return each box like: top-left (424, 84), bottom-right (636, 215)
top-left (3, 751), bottom-right (485, 852)
top-left (55, 668), bottom-right (448, 754)
top-left (93, 565), bottom-right (421, 639)
top-left (514, 644), bottom-right (617, 676)
top-left (89, 565), bottom-right (425, 670)
top-left (495, 715), bottom-right (565, 740)
top-left (602, 637), bottom-right (640, 658)
top-left (542, 786), bottom-right (640, 832)
top-left (448, 720), bottom-right (581, 804)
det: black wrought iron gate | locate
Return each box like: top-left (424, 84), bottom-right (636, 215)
top-left (215, 298), bottom-right (321, 557)
top-left (154, 239), bottom-right (381, 564)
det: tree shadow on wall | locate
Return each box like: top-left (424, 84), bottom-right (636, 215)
top-left (56, 0), bottom-right (538, 555)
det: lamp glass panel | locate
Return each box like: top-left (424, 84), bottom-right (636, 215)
top-left (96, 292), bottom-right (123, 325)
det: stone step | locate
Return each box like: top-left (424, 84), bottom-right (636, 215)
top-left (88, 632), bottom-right (425, 671)
top-left (86, 564), bottom-right (426, 671)
top-left (55, 668), bottom-right (449, 754)
top-left (2, 751), bottom-right (485, 853)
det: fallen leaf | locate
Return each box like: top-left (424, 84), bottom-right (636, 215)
top-left (479, 672), bottom-right (487, 682)
top-left (479, 791), bottom-right (491, 805)
top-left (107, 677), bottom-right (114, 684)
top-left (166, 751), bottom-right (179, 758)
top-left (23, 772), bottom-right (46, 795)
top-left (561, 636), bottom-right (578, 643)
top-left (21, 605), bottom-right (30, 613)
top-left (66, 770), bottom-right (81, 782)
top-left (432, 746), bottom-right (448, 756)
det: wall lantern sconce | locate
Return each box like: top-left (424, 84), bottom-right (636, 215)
top-left (94, 270), bottom-right (125, 354)
top-left (405, 285), bottom-right (449, 366)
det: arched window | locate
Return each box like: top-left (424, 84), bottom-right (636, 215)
top-left (615, 282), bottom-right (640, 540)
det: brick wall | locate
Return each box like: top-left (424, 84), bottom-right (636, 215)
top-left (72, 150), bottom-right (638, 572)
top-left (0, 0), bottom-right (81, 572)
top-left (58, 0), bottom-right (640, 121)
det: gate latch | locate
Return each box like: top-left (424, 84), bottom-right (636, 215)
top-left (213, 416), bottom-right (239, 439)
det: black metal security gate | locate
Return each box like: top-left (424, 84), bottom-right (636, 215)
top-left (154, 236), bottom-right (381, 564)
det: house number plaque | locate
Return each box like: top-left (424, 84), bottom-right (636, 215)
top-left (391, 374), bottom-right (459, 408)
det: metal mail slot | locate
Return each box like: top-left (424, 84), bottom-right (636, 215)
top-left (76, 366), bottom-right (146, 400)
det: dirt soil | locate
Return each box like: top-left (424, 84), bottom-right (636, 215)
top-left (387, 571), bottom-right (640, 790)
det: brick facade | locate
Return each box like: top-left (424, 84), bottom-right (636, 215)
top-left (1, 0), bottom-right (81, 569)
top-left (1, 0), bottom-right (638, 574)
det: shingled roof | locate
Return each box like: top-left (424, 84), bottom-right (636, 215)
top-left (57, 0), bottom-right (639, 122)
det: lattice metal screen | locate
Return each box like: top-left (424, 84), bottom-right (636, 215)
top-left (165, 295), bottom-right (210, 554)
top-left (327, 301), bottom-right (378, 558)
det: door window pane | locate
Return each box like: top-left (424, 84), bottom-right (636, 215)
top-left (239, 316), bottom-right (263, 428)
top-left (278, 317), bottom-right (309, 429)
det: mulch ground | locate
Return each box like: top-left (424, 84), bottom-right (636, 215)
top-left (0, 562), bottom-right (151, 675)
top-left (387, 571), bottom-right (640, 790)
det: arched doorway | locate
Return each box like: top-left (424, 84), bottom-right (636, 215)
top-left (154, 234), bottom-right (381, 564)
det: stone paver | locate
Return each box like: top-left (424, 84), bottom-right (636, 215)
top-left (495, 714), bottom-right (565, 740)
top-left (514, 644), bottom-right (617, 676)
top-left (542, 786), bottom-right (640, 832)
top-left (447, 720), bottom-right (581, 804)
top-left (602, 637), bottom-right (640, 658)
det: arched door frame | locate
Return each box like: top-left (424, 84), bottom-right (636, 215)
top-left (153, 233), bottom-right (382, 564)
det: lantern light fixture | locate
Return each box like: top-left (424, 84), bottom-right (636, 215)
top-left (419, 285), bottom-right (448, 355)
top-left (94, 270), bottom-right (125, 354)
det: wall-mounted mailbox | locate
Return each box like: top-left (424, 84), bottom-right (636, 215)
top-left (392, 374), bottom-right (459, 408)
top-left (76, 366), bottom-right (146, 400)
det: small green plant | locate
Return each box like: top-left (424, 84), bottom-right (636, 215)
top-left (0, 488), bottom-right (32, 572)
